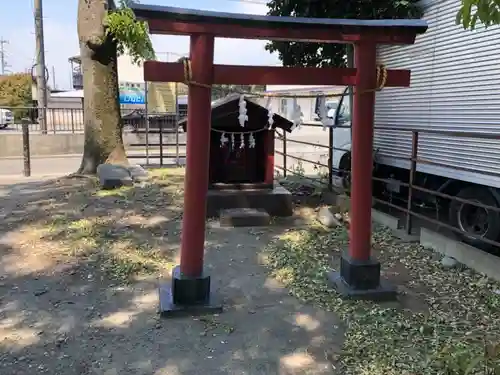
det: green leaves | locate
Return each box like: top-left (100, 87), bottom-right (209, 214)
top-left (0, 73), bottom-right (32, 108)
top-left (104, 1), bottom-right (155, 64)
top-left (265, 0), bottom-right (423, 68)
top-left (457, 0), bottom-right (500, 29)
top-left (0, 73), bottom-right (32, 120)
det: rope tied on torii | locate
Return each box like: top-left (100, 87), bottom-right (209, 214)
top-left (179, 56), bottom-right (387, 99)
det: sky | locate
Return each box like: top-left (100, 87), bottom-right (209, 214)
top-left (0, 0), bottom-right (281, 90)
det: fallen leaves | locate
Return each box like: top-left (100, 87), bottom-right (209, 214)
top-left (264, 226), bottom-right (500, 375)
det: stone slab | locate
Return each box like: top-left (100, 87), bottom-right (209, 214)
top-left (219, 208), bottom-right (271, 227)
top-left (206, 182), bottom-right (293, 218)
top-left (97, 163), bottom-right (133, 190)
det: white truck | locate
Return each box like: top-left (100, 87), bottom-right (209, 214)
top-left (331, 0), bottom-right (500, 248)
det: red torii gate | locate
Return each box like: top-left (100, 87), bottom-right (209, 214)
top-left (131, 3), bottom-right (427, 316)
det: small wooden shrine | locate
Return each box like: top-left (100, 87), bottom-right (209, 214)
top-left (180, 94), bottom-right (293, 187)
top-left (179, 93), bottom-right (295, 216)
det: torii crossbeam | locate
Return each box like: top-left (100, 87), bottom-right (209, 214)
top-left (132, 3), bottom-right (428, 316)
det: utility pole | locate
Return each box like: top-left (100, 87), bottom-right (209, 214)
top-left (34, 0), bottom-right (48, 134)
top-left (0, 38), bottom-right (9, 75)
top-left (52, 66), bottom-right (56, 89)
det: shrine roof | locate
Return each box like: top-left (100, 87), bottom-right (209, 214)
top-left (131, 4), bottom-right (427, 43)
top-left (178, 93), bottom-right (294, 132)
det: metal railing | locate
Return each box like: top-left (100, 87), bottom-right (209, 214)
top-left (274, 122), bottom-right (335, 191)
top-left (126, 109), bottom-right (187, 166)
top-left (332, 127), bottom-right (500, 250)
top-left (0, 107), bottom-right (188, 134)
top-left (1, 107), bottom-right (83, 133)
top-left (8, 109), bottom-right (188, 176)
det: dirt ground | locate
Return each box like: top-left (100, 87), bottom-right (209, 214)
top-left (0, 168), bottom-right (343, 375)
top-left (2, 168), bottom-right (499, 375)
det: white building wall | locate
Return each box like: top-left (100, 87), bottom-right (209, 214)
top-left (117, 54), bottom-right (144, 83)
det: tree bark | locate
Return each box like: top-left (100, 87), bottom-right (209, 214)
top-left (77, 0), bottom-right (128, 175)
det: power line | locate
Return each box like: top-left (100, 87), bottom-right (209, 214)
top-left (0, 38), bottom-right (9, 75)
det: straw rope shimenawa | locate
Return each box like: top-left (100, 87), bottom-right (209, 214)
top-left (177, 57), bottom-right (387, 134)
top-left (179, 57), bottom-right (388, 99)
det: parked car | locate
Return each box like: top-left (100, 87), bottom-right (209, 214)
top-left (0, 108), bottom-right (13, 129)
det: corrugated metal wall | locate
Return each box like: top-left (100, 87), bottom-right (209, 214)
top-left (374, 0), bottom-right (500, 188)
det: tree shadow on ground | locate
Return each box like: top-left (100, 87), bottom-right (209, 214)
top-left (0, 168), bottom-right (345, 375)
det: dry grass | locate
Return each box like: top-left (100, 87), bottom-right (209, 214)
top-left (1, 167), bottom-right (186, 283)
top-left (264, 220), bottom-right (500, 375)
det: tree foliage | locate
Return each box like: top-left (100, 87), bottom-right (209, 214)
top-left (265, 0), bottom-right (423, 67)
top-left (457, 0), bottom-right (500, 29)
top-left (211, 85), bottom-right (266, 100)
top-left (104, 0), bottom-right (155, 63)
top-left (0, 73), bottom-right (32, 108)
top-left (0, 73), bottom-right (33, 120)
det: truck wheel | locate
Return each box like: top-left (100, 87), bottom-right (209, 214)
top-left (449, 186), bottom-right (500, 248)
top-left (338, 152), bottom-right (351, 191)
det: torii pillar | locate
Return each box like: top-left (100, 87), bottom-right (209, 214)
top-left (326, 42), bottom-right (396, 300)
top-left (132, 3), bottom-right (428, 316)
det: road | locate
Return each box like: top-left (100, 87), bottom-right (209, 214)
top-left (0, 126), bottom-right (332, 178)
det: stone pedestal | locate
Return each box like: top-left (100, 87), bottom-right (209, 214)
top-left (206, 182), bottom-right (293, 218)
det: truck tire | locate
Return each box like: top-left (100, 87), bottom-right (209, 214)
top-left (449, 186), bottom-right (500, 249)
top-left (338, 152), bottom-right (351, 191)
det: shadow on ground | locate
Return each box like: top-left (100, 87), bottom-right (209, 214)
top-left (0, 168), bottom-right (344, 375)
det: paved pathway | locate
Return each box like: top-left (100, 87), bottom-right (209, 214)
top-left (0, 126), bottom-right (332, 178)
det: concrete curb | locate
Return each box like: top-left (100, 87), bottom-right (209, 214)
top-left (369, 208), bottom-right (500, 282)
top-left (370, 208), bottom-right (420, 242)
top-left (420, 228), bottom-right (500, 282)
top-left (0, 154), bottom-right (81, 160)
top-left (371, 208), bottom-right (400, 230)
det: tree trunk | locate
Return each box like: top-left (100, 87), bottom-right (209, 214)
top-left (77, 0), bottom-right (128, 175)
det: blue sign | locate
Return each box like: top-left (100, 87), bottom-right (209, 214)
top-left (119, 83), bottom-right (145, 104)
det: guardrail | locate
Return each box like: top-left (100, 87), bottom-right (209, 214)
top-left (334, 126), bottom-right (500, 250)
top-left (1, 107), bottom-right (83, 133)
top-left (0, 107), bottom-right (187, 134)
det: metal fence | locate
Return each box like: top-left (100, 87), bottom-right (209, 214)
top-left (274, 122), bottom-right (335, 191)
top-left (4, 108), bottom-right (188, 177)
top-left (276, 124), bottom-right (500, 253)
top-left (125, 109), bottom-right (187, 166)
top-left (0, 107), bottom-right (188, 134)
top-left (366, 127), bottom-right (500, 250)
top-left (0, 107), bottom-right (83, 133)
